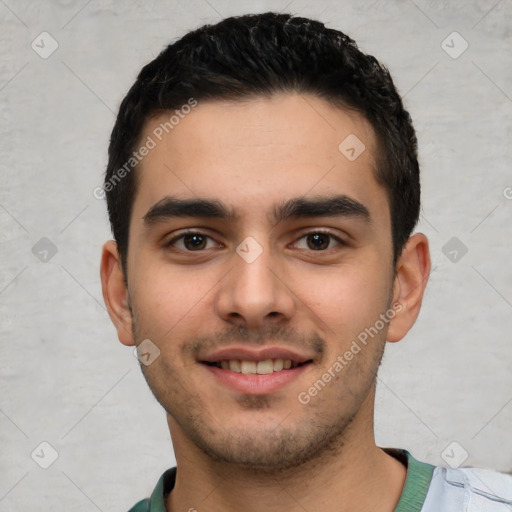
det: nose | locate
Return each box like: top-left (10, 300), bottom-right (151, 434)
top-left (214, 240), bottom-right (296, 330)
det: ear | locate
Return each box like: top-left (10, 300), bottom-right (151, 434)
top-left (386, 233), bottom-right (431, 343)
top-left (100, 240), bottom-right (135, 346)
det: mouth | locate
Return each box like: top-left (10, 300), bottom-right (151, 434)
top-left (200, 359), bottom-right (313, 395)
top-left (202, 358), bottom-right (313, 374)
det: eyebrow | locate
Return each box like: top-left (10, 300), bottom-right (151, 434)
top-left (142, 194), bottom-right (371, 226)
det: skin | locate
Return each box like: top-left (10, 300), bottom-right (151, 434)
top-left (100, 92), bottom-right (431, 512)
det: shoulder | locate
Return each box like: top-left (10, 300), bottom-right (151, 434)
top-left (126, 467), bottom-right (177, 512)
top-left (423, 465), bottom-right (512, 510)
top-left (126, 498), bottom-right (150, 512)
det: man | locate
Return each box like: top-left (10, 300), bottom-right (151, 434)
top-left (99, 12), bottom-right (512, 512)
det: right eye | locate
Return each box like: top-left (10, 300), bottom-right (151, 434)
top-left (164, 231), bottom-right (220, 252)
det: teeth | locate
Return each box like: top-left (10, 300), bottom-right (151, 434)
top-left (273, 359), bottom-right (284, 371)
top-left (256, 360), bottom-right (274, 374)
top-left (229, 360), bottom-right (241, 372)
top-left (241, 361), bottom-right (257, 374)
top-left (217, 359), bottom-right (298, 374)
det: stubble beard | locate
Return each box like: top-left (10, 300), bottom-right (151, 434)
top-left (131, 310), bottom-right (387, 475)
top-left (140, 352), bottom-right (384, 475)
top-left (170, 396), bottom-right (363, 475)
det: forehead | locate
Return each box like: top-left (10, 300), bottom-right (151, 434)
top-left (131, 93), bottom-right (388, 229)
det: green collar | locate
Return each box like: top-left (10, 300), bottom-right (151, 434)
top-left (147, 467), bottom-right (175, 512)
top-left (129, 448), bottom-right (435, 512)
top-left (384, 448), bottom-right (435, 512)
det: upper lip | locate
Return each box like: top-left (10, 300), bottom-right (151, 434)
top-left (199, 345), bottom-right (315, 364)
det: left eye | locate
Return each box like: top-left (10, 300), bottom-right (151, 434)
top-left (294, 232), bottom-right (343, 251)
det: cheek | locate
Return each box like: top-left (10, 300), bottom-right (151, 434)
top-left (292, 263), bottom-right (389, 339)
top-left (130, 263), bottom-right (219, 340)
top-left (133, 266), bottom-right (196, 338)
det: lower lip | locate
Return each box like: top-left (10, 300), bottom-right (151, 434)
top-left (201, 363), bottom-right (311, 394)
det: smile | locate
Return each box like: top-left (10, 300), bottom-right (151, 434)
top-left (204, 359), bottom-right (311, 374)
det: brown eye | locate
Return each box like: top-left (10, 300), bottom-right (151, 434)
top-left (182, 233), bottom-right (207, 250)
top-left (165, 231), bottom-right (217, 251)
top-left (294, 231), bottom-right (344, 251)
top-left (306, 233), bottom-right (330, 250)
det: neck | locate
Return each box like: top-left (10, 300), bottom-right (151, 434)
top-left (165, 391), bottom-right (406, 512)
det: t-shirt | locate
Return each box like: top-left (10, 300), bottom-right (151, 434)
top-left (127, 448), bottom-right (512, 511)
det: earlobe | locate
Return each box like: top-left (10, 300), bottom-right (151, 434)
top-left (100, 240), bottom-right (135, 346)
top-left (386, 233), bottom-right (431, 343)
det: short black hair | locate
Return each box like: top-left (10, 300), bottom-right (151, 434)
top-left (104, 12), bottom-right (420, 274)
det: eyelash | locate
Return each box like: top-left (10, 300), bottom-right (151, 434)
top-left (164, 229), bottom-right (346, 252)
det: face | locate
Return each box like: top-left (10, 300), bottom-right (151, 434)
top-left (110, 93), bottom-right (401, 469)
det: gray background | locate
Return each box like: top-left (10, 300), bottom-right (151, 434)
top-left (1, 0), bottom-right (511, 510)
